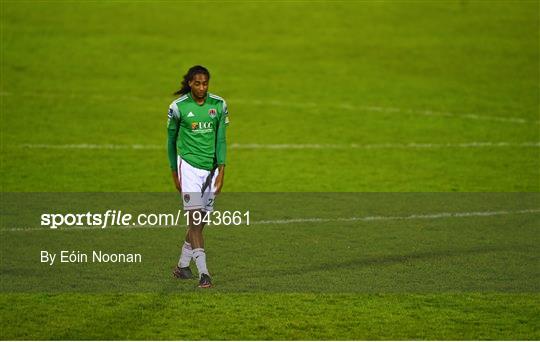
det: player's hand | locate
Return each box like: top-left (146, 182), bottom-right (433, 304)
top-left (172, 170), bottom-right (182, 193)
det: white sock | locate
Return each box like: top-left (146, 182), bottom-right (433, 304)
top-left (192, 248), bottom-right (209, 277)
top-left (178, 241), bottom-right (192, 268)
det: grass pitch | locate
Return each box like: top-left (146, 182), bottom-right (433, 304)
top-left (1, 0), bottom-right (539, 340)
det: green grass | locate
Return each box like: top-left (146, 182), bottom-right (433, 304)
top-left (1, 0), bottom-right (539, 192)
top-left (1, 0), bottom-right (539, 340)
top-left (2, 293), bottom-right (539, 340)
top-left (1, 193), bottom-right (539, 339)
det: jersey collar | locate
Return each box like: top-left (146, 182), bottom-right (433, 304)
top-left (188, 91), bottom-right (209, 105)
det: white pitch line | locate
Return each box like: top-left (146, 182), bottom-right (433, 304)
top-left (253, 208), bottom-right (540, 225)
top-left (18, 143), bottom-right (164, 150)
top-left (1, 91), bottom-right (538, 125)
top-left (229, 142), bottom-right (540, 149)
top-left (2, 224), bottom-right (174, 232)
top-left (232, 99), bottom-right (540, 125)
top-left (17, 142), bottom-right (540, 150)
top-left (3, 208), bottom-right (539, 232)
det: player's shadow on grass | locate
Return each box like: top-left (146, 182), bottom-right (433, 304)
top-left (263, 245), bottom-right (528, 277)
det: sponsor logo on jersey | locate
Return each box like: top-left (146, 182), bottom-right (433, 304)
top-left (191, 121), bottom-right (213, 132)
top-left (208, 108), bottom-right (217, 118)
top-left (187, 112), bottom-right (195, 117)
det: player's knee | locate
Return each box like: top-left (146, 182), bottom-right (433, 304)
top-left (188, 224), bottom-right (203, 232)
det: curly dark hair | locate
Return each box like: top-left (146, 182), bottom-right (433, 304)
top-left (173, 65), bottom-right (211, 96)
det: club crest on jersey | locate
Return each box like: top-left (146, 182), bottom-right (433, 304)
top-left (208, 108), bottom-right (217, 118)
top-left (184, 194), bottom-right (190, 203)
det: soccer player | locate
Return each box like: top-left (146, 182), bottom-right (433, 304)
top-left (167, 65), bottom-right (229, 288)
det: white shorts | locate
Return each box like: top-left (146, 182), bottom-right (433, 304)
top-left (177, 157), bottom-right (219, 212)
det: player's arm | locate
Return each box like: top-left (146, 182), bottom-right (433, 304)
top-left (167, 104), bottom-right (182, 193)
top-left (214, 100), bottom-right (229, 194)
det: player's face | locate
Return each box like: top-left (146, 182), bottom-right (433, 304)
top-left (189, 73), bottom-right (209, 100)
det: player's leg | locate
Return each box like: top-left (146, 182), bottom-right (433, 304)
top-left (175, 164), bottom-right (217, 287)
top-left (179, 230), bottom-right (192, 266)
top-left (173, 229), bottom-right (194, 279)
top-left (173, 158), bottom-right (199, 279)
top-left (187, 210), bottom-right (212, 287)
top-left (191, 168), bottom-right (219, 287)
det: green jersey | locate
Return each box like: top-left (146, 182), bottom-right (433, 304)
top-left (167, 92), bottom-right (229, 171)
